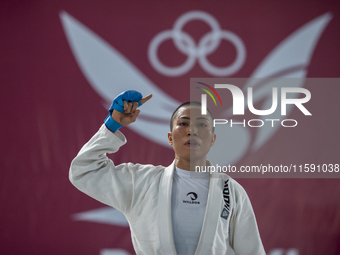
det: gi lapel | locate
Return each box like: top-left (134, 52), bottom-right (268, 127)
top-left (194, 169), bottom-right (223, 255)
top-left (157, 161), bottom-right (177, 255)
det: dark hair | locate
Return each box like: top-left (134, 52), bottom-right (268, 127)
top-left (170, 101), bottom-right (214, 132)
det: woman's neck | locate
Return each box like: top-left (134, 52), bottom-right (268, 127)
top-left (174, 157), bottom-right (207, 171)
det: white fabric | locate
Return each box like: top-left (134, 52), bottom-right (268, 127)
top-left (69, 124), bottom-right (266, 255)
top-left (171, 168), bottom-right (209, 255)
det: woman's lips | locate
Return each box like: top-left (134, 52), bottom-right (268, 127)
top-left (185, 139), bottom-right (199, 147)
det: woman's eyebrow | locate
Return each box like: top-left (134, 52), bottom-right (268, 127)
top-left (178, 116), bottom-right (190, 120)
top-left (178, 116), bottom-right (210, 120)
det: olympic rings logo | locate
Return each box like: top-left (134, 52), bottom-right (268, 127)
top-left (148, 11), bottom-right (246, 77)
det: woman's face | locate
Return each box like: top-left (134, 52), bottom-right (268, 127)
top-left (168, 105), bottom-right (216, 163)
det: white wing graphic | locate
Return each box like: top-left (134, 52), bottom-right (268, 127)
top-left (72, 207), bottom-right (129, 227)
top-left (248, 12), bottom-right (332, 151)
top-left (63, 10), bottom-right (332, 231)
top-left (60, 11), bottom-right (180, 146)
top-left (60, 10), bottom-right (332, 165)
top-left (209, 13), bottom-right (332, 165)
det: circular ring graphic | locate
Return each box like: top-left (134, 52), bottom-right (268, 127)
top-left (148, 30), bottom-right (196, 76)
top-left (198, 30), bottom-right (246, 76)
top-left (173, 11), bottom-right (221, 57)
top-left (148, 11), bottom-right (246, 77)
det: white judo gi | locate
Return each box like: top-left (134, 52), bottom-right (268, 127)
top-left (69, 124), bottom-right (266, 255)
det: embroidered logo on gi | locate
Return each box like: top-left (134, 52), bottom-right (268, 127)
top-left (221, 180), bottom-right (230, 220)
top-left (187, 192), bottom-right (198, 200)
top-left (183, 192), bottom-right (200, 204)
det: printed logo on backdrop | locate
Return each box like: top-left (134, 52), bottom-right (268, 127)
top-left (148, 11), bottom-right (246, 77)
top-left (60, 10), bottom-right (331, 255)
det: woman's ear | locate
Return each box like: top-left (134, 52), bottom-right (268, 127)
top-left (168, 132), bottom-right (173, 145)
top-left (211, 133), bottom-right (216, 147)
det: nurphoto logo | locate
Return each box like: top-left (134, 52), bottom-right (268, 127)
top-left (196, 80), bottom-right (312, 128)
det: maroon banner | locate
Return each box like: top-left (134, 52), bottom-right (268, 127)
top-left (1, 1), bottom-right (340, 254)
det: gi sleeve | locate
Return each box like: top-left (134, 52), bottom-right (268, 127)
top-left (69, 124), bottom-right (136, 213)
top-left (229, 180), bottom-right (266, 255)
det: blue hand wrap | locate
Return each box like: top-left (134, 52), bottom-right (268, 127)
top-left (105, 90), bottom-right (143, 132)
top-left (104, 114), bottom-right (123, 132)
top-left (109, 90), bottom-right (143, 114)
